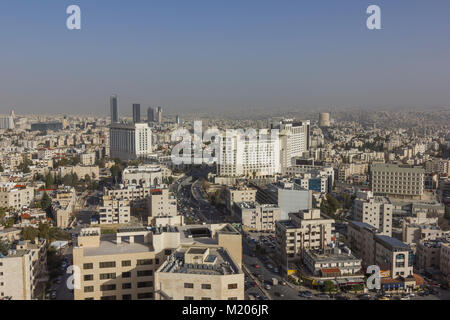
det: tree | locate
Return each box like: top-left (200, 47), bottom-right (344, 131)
top-left (0, 164), bottom-right (3, 172)
top-left (45, 173), bottom-right (54, 188)
top-left (323, 280), bottom-right (335, 294)
top-left (22, 227), bottom-right (39, 241)
top-left (41, 192), bottom-right (52, 211)
top-left (84, 174), bottom-right (91, 184)
top-left (0, 241), bottom-right (9, 255)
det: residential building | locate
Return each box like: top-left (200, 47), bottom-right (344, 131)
top-left (109, 123), bottom-right (153, 161)
top-left (275, 209), bottom-right (334, 266)
top-left (233, 202), bottom-right (281, 231)
top-left (353, 191), bottom-right (393, 236)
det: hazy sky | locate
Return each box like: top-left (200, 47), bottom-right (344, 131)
top-left (1, 0), bottom-right (450, 115)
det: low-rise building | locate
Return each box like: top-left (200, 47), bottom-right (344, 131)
top-left (233, 202), bottom-right (281, 232)
top-left (0, 238), bottom-right (47, 300)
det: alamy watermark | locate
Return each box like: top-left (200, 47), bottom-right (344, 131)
top-left (64, 5), bottom-right (382, 31)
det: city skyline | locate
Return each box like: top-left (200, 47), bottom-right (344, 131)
top-left (1, 0), bottom-right (450, 114)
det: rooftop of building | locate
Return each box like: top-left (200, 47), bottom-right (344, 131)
top-left (305, 248), bottom-right (361, 263)
top-left (375, 235), bottom-right (410, 251)
top-left (82, 234), bottom-right (154, 257)
top-left (158, 246), bottom-right (241, 276)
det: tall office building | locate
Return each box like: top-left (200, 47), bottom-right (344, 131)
top-left (110, 95), bottom-right (119, 124)
top-left (133, 104), bottom-right (141, 123)
top-left (0, 114), bottom-right (15, 129)
top-left (156, 107), bottom-right (163, 124)
top-left (271, 119), bottom-right (310, 172)
top-left (147, 107), bottom-right (154, 123)
top-left (176, 115), bottom-right (181, 126)
top-left (110, 123), bottom-right (153, 160)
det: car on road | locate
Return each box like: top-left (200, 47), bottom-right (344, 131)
top-left (264, 284), bottom-right (272, 290)
top-left (358, 293), bottom-right (371, 300)
top-left (316, 293), bottom-right (330, 299)
top-left (275, 292), bottom-right (285, 298)
top-left (266, 264), bottom-right (273, 270)
top-left (253, 264), bottom-right (260, 269)
top-left (378, 296), bottom-right (390, 300)
top-left (299, 290), bottom-right (313, 298)
top-left (50, 290), bottom-right (57, 300)
top-left (335, 294), bottom-right (349, 300)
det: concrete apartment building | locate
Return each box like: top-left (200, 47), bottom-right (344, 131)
top-left (353, 191), bottom-right (393, 236)
top-left (0, 239), bottom-right (47, 300)
top-left (415, 239), bottom-right (449, 273)
top-left (371, 163), bottom-right (425, 200)
top-left (225, 185), bottom-right (257, 213)
top-left (0, 183), bottom-right (34, 211)
top-left (401, 212), bottom-right (445, 246)
top-left (73, 223), bottom-right (243, 300)
top-left (440, 243), bottom-right (450, 286)
top-left (97, 196), bottom-right (131, 225)
top-left (347, 220), bottom-right (419, 292)
top-left (80, 152), bottom-right (96, 166)
top-left (255, 180), bottom-right (312, 220)
top-left (233, 202), bottom-right (281, 232)
top-left (147, 188), bottom-right (178, 225)
top-left (303, 247), bottom-right (363, 280)
top-left (104, 184), bottom-right (151, 208)
top-left (275, 209), bottom-right (334, 266)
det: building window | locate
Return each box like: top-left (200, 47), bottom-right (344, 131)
top-left (100, 284), bottom-right (116, 291)
top-left (228, 284), bottom-right (238, 289)
top-left (122, 283), bottom-right (132, 289)
top-left (122, 294), bottom-right (132, 300)
top-left (137, 270), bottom-right (153, 277)
top-left (184, 296), bottom-right (194, 300)
top-left (137, 281), bottom-right (153, 288)
top-left (100, 273), bottom-right (116, 280)
top-left (99, 261), bottom-right (116, 268)
top-left (122, 260), bottom-right (132, 267)
top-left (83, 263), bottom-right (93, 270)
top-left (122, 271), bottom-right (131, 278)
top-left (164, 249), bottom-right (172, 255)
top-left (201, 297), bottom-right (212, 300)
top-left (84, 286), bottom-right (94, 293)
top-left (228, 297), bottom-right (238, 300)
top-left (101, 296), bottom-right (116, 300)
top-left (137, 292), bottom-right (153, 299)
top-left (84, 275), bottom-right (94, 281)
top-left (201, 284), bottom-right (211, 290)
top-left (136, 259), bottom-right (153, 266)
top-left (184, 283), bottom-right (194, 289)
top-left (84, 297), bottom-right (94, 300)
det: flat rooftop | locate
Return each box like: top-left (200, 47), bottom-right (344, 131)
top-left (82, 235), bottom-right (153, 257)
top-left (159, 247), bottom-right (241, 276)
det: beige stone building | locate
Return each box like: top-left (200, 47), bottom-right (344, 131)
top-left (73, 223), bottom-right (242, 300)
top-left (98, 196), bottom-right (131, 225)
top-left (155, 246), bottom-right (244, 300)
top-left (80, 152), bottom-right (96, 166)
top-left (58, 165), bottom-right (99, 181)
top-left (225, 186), bottom-right (257, 213)
top-left (402, 212), bottom-right (445, 246)
top-left (353, 191), bottom-right (393, 236)
top-left (234, 202), bottom-right (281, 231)
top-left (0, 183), bottom-right (34, 211)
top-left (147, 188), bottom-right (177, 225)
top-left (275, 209), bottom-right (334, 265)
top-left (0, 239), bottom-right (47, 300)
top-left (440, 243), bottom-right (450, 286)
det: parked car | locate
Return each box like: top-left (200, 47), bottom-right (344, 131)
top-left (275, 292), bottom-right (285, 298)
top-left (264, 284), bottom-right (272, 290)
top-left (299, 290), bottom-right (313, 298)
top-left (316, 293), bottom-right (330, 299)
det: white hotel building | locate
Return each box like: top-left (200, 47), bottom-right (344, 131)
top-left (110, 123), bottom-right (153, 161)
top-left (217, 129), bottom-right (280, 177)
